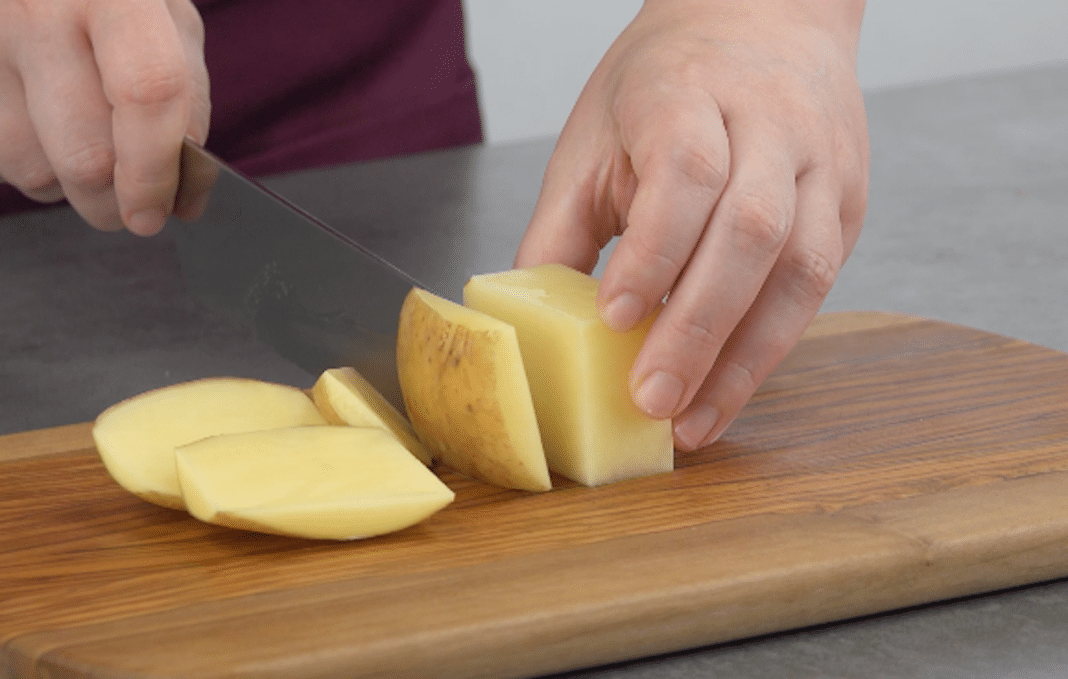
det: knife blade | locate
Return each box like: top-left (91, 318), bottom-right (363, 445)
top-left (169, 138), bottom-right (424, 409)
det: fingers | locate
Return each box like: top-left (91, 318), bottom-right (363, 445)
top-left (18, 18), bottom-right (125, 230)
top-left (596, 108), bottom-right (730, 333)
top-left (672, 170), bottom-right (843, 450)
top-left (90, 0), bottom-right (203, 235)
top-left (514, 157), bottom-right (606, 274)
top-left (625, 116), bottom-right (799, 422)
top-left (168, 0), bottom-right (211, 145)
top-left (0, 65), bottom-right (64, 203)
top-left (514, 134), bottom-right (629, 274)
top-left (3, 0), bottom-right (207, 234)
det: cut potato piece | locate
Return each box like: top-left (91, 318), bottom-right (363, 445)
top-left (312, 367), bottom-right (432, 466)
top-left (175, 426), bottom-right (454, 540)
top-left (464, 263), bottom-right (674, 486)
top-left (92, 378), bottom-right (326, 509)
top-left (396, 287), bottom-right (551, 492)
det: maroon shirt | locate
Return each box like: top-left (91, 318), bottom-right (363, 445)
top-left (0, 0), bottom-right (482, 214)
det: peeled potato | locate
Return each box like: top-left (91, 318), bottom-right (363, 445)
top-left (92, 378), bottom-right (326, 509)
top-left (312, 367), bottom-right (432, 466)
top-left (465, 264), bottom-right (674, 486)
top-left (175, 426), bottom-right (454, 540)
top-left (396, 287), bottom-right (551, 492)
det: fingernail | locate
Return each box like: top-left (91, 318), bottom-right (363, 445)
top-left (127, 208), bottom-right (166, 236)
top-left (634, 370), bottom-right (684, 419)
top-left (673, 403), bottom-right (721, 451)
top-left (602, 292), bottom-right (645, 332)
top-left (28, 181), bottom-right (65, 204)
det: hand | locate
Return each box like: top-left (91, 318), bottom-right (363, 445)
top-left (514, 0), bottom-right (869, 450)
top-left (0, 0), bottom-right (210, 234)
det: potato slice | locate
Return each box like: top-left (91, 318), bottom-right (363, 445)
top-left (175, 426), bottom-right (454, 540)
top-left (396, 287), bottom-right (551, 492)
top-left (312, 367), bottom-right (432, 466)
top-left (92, 378), bottom-right (326, 509)
top-left (464, 263), bottom-right (674, 486)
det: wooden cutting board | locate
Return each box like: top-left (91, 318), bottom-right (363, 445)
top-left (4, 312), bottom-right (1068, 679)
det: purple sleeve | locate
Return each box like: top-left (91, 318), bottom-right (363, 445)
top-left (0, 0), bottom-right (483, 214)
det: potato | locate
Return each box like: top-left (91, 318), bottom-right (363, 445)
top-left (175, 426), bottom-right (454, 540)
top-left (92, 378), bottom-right (326, 509)
top-left (464, 264), bottom-right (674, 486)
top-left (396, 287), bottom-right (551, 492)
top-left (312, 367), bottom-right (432, 466)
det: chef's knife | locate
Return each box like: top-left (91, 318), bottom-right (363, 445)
top-left (169, 138), bottom-right (423, 409)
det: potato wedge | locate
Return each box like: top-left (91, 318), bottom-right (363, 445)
top-left (92, 378), bottom-right (326, 509)
top-left (175, 426), bottom-right (454, 540)
top-left (312, 367), bottom-right (432, 466)
top-left (396, 287), bottom-right (551, 492)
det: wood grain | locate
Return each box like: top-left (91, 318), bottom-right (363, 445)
top-left (3, 312), bottom-right (1068, 679)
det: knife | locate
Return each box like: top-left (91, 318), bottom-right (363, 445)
top-left (169, 138), bottom-right (424, 409)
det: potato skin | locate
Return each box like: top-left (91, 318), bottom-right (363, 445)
top-left (396, 288), bottom-right (550, 492)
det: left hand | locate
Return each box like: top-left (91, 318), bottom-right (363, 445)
top-left (514, 0), bottom-right (870, 450)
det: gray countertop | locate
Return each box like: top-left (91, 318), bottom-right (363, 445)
top-left (3, 62), bottom-right (1067, 678)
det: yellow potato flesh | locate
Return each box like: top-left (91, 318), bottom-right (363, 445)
top-left (92, 378), bottom-right (326, 509)
top-left (175, 426), bottom-right (454, 540)
top-left (312, 367), bottom-right (432, 466)
top-left (464, 263), bottom-right (674, 487)
top-left (396, 288), bottom-right (551, 492)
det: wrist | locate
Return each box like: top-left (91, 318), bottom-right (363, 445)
top-left (638, 0), bottom-right (866, 59)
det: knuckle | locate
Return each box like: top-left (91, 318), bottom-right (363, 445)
top-left (783, 244), bottom-right (841, 304)
top-left (665, 309), bottom-right (722, 358)
top-left (114, 62), bottom-right (188, 108)
top-left (721, 356), bottom-right (761, 397)
top-left (57, 141), bottom-right (115, 190)
top-left (671, 141), bottom-right (729, 195)
top-left (613, 83), bottom-right (728, 196)
top-left (626, 224), bottom-right (687, 275)
top-left (729, 192), bottom-right (791, 257)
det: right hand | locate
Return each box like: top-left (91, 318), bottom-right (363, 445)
top-left (515, 0), bottom-right (869, 450)
top-left (0, 0), bottom-right (210, 235)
